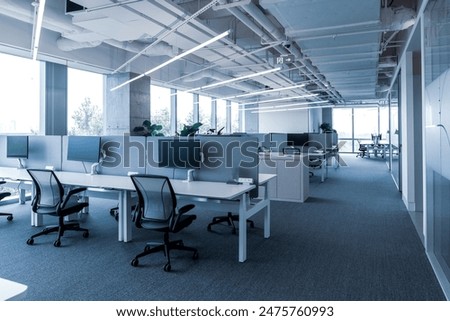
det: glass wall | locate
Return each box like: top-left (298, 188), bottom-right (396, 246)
top-left (231, 101), bottom-right (240, 133)
top-left (423, 0), bottom-right (450, 298)
top-left (177, 91), bottom-right (194, 133)
top-left (332, 106), bottom-right (388, 153)
top-left (198, 95), bottom-right (212, 133)
top-left (216, 99), bottom-right (227, 133)
top-left (333, 108), bottom-right (353, 152)
top-left (150, 85), bottom-right (171, 136)
top-left (67, 68), bottom-right (104, 135)
top-left (0, 52), bottom-right (40, 134)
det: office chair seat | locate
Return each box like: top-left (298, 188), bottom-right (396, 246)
top-left (0, 186), bottom-right (13, 221)
top-left (26, 169), bottom-right (90, 247)
top-left (130, 175), bottom-right (198, 272)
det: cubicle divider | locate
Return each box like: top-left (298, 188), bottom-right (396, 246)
top-left (1, 135), bottom-right (260, 196)
top-left (0, 135), bottom-right (62, 169)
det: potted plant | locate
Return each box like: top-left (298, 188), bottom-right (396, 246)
top-left (133, 120), bottom-right (165, 136)
top-left (319, 122), bottom-right (336, 133)
top-left (177, 122), bottom-right (203, 136)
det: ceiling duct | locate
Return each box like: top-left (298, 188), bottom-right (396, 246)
top-left (182, 69), bottom-right (261, 92)
top-left (380, 6), bottom-right (416, 31)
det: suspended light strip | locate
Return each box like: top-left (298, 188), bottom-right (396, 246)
top-left (239, 94), bottom-right (318, 106)
top-left (31, 0), bottom-right (46, 60)
top-left (241, 100), bottom-right (329, 111)
top-left (182, 67), bottom-right (281, 94)
top-left (216, 83), bottom-right (307, 101)
top-left (252, 104), bottom-right (335, 113)
top-left (110, 30), bottom-right (230, 91)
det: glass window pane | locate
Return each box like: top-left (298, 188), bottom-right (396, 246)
top-left (380, 106), bottom-right (389, 138)
top-left (198, 95), bottom-right (211, 133)
top-left (216, 99), bottom-right (227, 133)
top-left (150, 85), bottom-right (171, 136)
top-left (354, 107), bottom-right (379, 139)
top-left (68, 68), bottom-right (104, 136)
top-left (177, 91), bottom-right (194, 132)
top-left (231, 101), bottom-right (240, 133)
top-left (0, 53), bottom-right (40, 134)
top-left (333, 108), bottom-right (352, 138)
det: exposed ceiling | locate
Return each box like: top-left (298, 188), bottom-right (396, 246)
top-left (0, 0), bottom-right (418, 106)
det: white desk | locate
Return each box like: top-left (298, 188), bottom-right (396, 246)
top-left (0, 277), bottom-right (27, 300)
top-left (0, 167), bottom-right (275, 263)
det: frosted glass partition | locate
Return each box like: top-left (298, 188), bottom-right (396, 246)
top-left (424, 0), bottom-right (450, 299)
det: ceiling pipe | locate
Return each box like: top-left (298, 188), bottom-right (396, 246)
top-left (223, 0), bottom-right (343, 102)
top-left (0, 0), bottom-right (177, 57)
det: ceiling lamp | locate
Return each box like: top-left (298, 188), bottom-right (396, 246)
top-left (111, 30), bottom-right (231, 91)
top-left (31, 0), bottom-right (46, 60)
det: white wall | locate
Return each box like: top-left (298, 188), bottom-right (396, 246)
top-left (258, 109), bottom-right (309, 133)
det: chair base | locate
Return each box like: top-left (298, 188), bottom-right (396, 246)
top-left (26, 219), bottom-right (89, 247)
top-left (207, 212), bottom-right (254, 235)
top-left (130, 232), bottom-right (198, 272)
top-left (0, 213), bottom-right (13, 221)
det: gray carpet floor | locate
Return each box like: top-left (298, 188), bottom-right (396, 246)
top-left (0, 154), bottom-right (446, 300)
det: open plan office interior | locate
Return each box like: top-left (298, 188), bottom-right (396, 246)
top-left (1, 0), bottom-right (450, 306)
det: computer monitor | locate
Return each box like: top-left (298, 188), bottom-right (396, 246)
top-left (6, 135), bottom-right (29, 159)
top-left (287, 133), bottom-right (309, 147)
top-left (67, 136), bottom-right (102, 163)
top-left (158, 138), bottom-right (201, 169)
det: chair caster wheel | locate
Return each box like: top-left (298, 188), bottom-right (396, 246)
top-left (7, 215), bottom-right (13, 221)
top-left (131, 258), bottom-right (139, 267)
top-left (164, 263), bottom-right (171, 272)
top-left (26, 238), bottom-right (34, 245)
top-left (54, 240), bottom-right (61, 247)
top-left (83, 231), bottom-right (89, 238)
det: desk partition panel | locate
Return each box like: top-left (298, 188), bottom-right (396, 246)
top-left (0, 135), bottom-right (62, 169)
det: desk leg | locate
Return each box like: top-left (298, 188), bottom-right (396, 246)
top-left (118, 190), bottom-right (132, 242)
top-left (263, 184), bottom-right (271, 239)
top-left (321, 157), bottom-right (326, 182)
top-left (238, 193), bottom-right (248, 263)
top-left (29, 184), bottom-right (42, 227)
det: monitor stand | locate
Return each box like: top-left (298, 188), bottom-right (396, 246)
top-left (16, 158), bottom-right (25, 169)
top-left (90, 162), bottom-right (99, 175)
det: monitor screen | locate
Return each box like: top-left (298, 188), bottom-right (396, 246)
top-left (158, 138), bottom-right (201, 169)
top-left (6, 136), bottom-right (29, 159)
top-left (287, 133), bottom-right (309, 147)
top-left (67, 136), bottom-right (101, 163)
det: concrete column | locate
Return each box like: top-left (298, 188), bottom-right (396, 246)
top-left (44, 62), bottom-right (68, 135)
top-left (105, 73), bottom-right (150, 135)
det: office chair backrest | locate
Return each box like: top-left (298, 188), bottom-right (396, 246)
top-left (27, 169), bottom-right (64, 210)
top-left (130, 175), bottom-right (177, 227)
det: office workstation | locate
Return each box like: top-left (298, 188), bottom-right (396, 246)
top-left (0, 0), bottom-right (449, 307)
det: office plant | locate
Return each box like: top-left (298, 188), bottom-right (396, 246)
top-left (133, 120), bottom-right (165, 136)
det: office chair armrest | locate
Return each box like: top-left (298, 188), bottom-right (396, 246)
top-left (0, 181), bottom-right (6, 185)
top-left (61, 187), bottom-right (87, 208)
top-left (178, 204), bottom-right (195, 215)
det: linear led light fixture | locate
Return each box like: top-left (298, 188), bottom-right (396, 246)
top-left (182, 67), bottom-right (281, 94)
top-left (242, 100), bottom-right (329, 111)
top-left (31, 0), bottom-right (46, 60)
top-left (110, 30), bottom-right (230, 91)
top-left (252, 104), bottom-right (334, 114)
top-left (217, 83), bottom-right (307, 102)
top-left (239, 94), bottom-right (318, 106)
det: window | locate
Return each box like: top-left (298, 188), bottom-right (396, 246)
top-left (198, 95), bottom-right (212, 133)
top-left (177, 91), bottom-right (194, 132)
top-left (68, 68), bottom-right (104, 135)
top-left (150, 85), bottom-right (171, 136)
top-left (0, 52), bottom-right (40, 134)
top-left (216, 99), bottom-right (227, 133)
top-left (354, 107), bottom-right (379, 139)
top-left (231, 101), bottom-right (240, 133)
top-left (333, 108), bottom-right (353, 152)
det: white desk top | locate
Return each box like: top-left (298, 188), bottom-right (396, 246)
top-left (0, 167), bottom-right (273, 201)
top-left (0, 277), bottom-right (27, 301)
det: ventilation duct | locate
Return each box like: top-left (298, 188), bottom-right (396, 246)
top-left (381, 6), bottom-right (416, 31)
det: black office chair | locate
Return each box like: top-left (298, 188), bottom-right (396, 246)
top-left (130, 174), bottom-right (198, 272)
top-left (356, 139), bottom-right (368, 158)
top-left (26, 169), bottom-right (89, 247)
top-left (207, 211), bottom-right (254, 235)
top-left (0, 181), bottom-right (13, 221)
